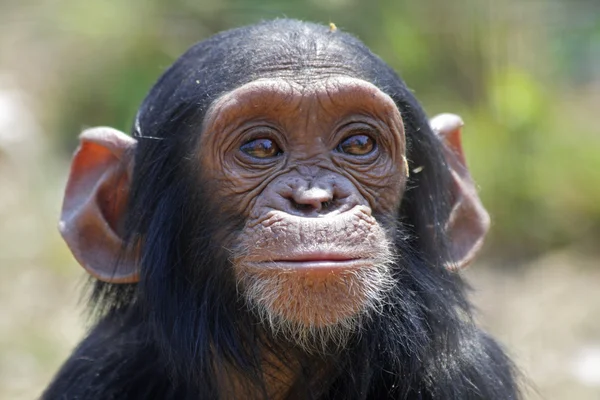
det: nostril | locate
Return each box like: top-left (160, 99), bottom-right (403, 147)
top-left (294, 202), bottom-right (315, 212)
top-left (289, 197), bottom-right (336, 214)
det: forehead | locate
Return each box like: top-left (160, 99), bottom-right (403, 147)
top-left (202, 76), bottom-right (401, 127)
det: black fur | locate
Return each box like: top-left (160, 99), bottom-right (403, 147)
top-left (43, 19), bottom-right (520, 399)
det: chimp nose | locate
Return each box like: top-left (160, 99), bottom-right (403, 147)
top-left (268, 173), bottom-right (361, 217)
top-left (290, 186), bottom-right (334, 213)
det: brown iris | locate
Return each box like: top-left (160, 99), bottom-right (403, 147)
top-left (337, 134), bottom-right (375, 156)
top-left (240, 138), bottom-right (282, 158)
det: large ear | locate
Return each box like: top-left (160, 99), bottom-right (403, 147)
top-left (430, 114), bottom-right (490, 270)
top-left (58, 127), bottom-right (139, 283)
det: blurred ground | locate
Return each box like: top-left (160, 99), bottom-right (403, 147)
top-left (467, 255), bottom-right (600, 400)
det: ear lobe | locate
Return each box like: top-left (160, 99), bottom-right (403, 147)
top-left (59, 127), bottom-right (140, 283)
top-left (430, 114), bottom-right (490, 270)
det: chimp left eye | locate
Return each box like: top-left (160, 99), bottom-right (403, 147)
top-left (240, 138), bottom-right (282, 159)
top-left (337, 134), bottom-right (375, 156)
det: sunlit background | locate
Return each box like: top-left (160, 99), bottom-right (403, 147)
top-left (0, 1), bottom-right (599, 399)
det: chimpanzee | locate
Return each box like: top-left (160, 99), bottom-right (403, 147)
top-left (43, 19), bottom-right (520, 399)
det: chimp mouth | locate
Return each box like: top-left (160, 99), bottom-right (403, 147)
top-left (249, 252), bottom-right (369, 272)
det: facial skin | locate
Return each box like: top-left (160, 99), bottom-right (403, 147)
top-left (199, 76), bottom-right (409, 348)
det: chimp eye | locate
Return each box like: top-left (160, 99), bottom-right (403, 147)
top-left (240, 138), bottom-right (282, 159)
top-left (337, 134), bottom-right (375, 156)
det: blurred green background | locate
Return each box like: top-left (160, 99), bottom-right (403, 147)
top-left (0, 0), bottom-right (598, 399)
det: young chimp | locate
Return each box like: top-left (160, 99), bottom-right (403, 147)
top-left (44, 19), bottom-right (520, 399)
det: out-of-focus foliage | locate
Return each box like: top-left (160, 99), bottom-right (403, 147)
top-left (1, 0), bottom-right (598, 258)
